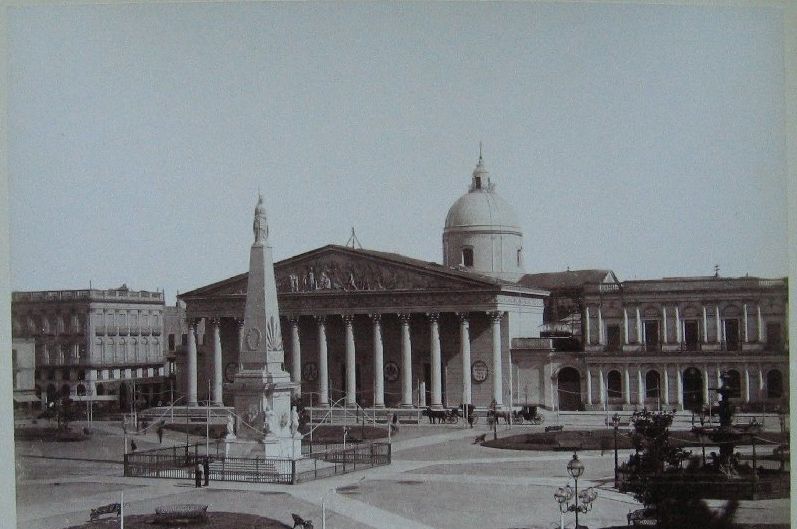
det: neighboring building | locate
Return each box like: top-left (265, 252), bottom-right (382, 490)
top-left (11, 285), bottom-right (167, 410)
top-left (516, 273), bottom-right (789, 411)
top-left (176, 153), bottom-right (789, 411)
top-left (12, 338), bottom-right (38, 410)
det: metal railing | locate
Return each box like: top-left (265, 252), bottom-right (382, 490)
top-left (123, 440), bottom-right (391, 484)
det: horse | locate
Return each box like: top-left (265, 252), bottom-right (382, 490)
top-left (423, 407), bottom-right (450, 424)
top-left (488, 409), bottom-right (512, 424)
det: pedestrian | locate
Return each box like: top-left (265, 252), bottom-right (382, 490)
top-left (203, 457), bottom-right (210, 486)
top-left (130, 439), bottom-right (137, 453)
top-left (157, 425), bottom-right (163, 444)
top-left (390, 412), bottom-right (399, 435)
top-left (467, 404), bottom-right (475, 428)
top-left (195, 461), bottom-right (202, 488)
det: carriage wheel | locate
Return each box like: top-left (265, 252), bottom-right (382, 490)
top-left (446, 415), bottom-right (458, 425)
top-left (514, 416), bottom-right (524, 425)
top-left (471, 415), bottom-right (479, 425)
top-left (534, 416), bottom-right (545, 425)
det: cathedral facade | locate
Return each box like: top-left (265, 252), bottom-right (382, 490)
top-left (179, 156), bottom-right (789, 412)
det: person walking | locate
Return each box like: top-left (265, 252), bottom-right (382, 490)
top-left (130, 439), bottom-right (137, 453)
top-left (203, 457), bottom-right (210, 486)
top-left (157, 425), bottom-right (163, 444)
top-left (195, 461), bottom-right (203, 488)
top-left (467, 404), bottom-right (475, 428)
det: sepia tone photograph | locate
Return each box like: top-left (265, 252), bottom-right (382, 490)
top-left (3, 2), bottom-right (795, 529)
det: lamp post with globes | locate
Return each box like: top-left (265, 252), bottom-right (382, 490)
top-left (553, 452), bottom-right (597, 529)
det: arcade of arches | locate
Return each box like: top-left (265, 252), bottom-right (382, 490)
top-left (550, 364), bottom-right (787, 411)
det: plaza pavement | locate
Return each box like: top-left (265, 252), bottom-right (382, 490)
top-left (14, 415), bottom-right (790, 529)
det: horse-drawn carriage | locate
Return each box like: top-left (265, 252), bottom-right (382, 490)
top-left (486, 404), bottom-right (544, 425)
top-left (424, 406), bottom-right (480, 425)
top-left (512, 404), bottom-right (544, 425)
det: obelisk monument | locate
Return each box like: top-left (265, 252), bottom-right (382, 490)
top-left (229, 194), bottom-right (301, 459)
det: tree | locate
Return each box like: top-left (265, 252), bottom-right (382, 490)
top-left (623, 409), bottom-right (737, 529)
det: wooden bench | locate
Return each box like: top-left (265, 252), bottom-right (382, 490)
top-left (545, 425), bottom-right (563, 432)
top-left (292, 513), bottom-right (314, 528)
top-left (154, 504), bottom-right (208, 524)
top-left (89, 503), bottom-right (121, 521)
top-left (627, 509), bottom-right (657, 527)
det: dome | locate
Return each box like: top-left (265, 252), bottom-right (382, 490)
top-left (442, 152), bottom-right (525, 281)
top-left (444, 156), bottom-right (521, 231)
top-left (444, 190), bottom-right (521, 231)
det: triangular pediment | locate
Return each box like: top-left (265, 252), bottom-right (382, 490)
top-left (275, 245), bottom-right (507, 293)
top-left (182, 245), bottom-right (511, 298)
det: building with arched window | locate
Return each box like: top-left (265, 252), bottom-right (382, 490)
top-left (178, 153), bottom-right (789, 413)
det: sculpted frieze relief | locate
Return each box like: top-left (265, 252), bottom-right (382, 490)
top-left (274, 254), bottom-right (467, 293)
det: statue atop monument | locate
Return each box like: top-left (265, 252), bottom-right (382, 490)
top-left (253, 193), bottom-right (268, 244)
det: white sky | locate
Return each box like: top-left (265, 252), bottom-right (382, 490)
top-left (7, 2), bottom-right (789, 303)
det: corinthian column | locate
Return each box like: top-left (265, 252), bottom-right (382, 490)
top-left (489, 311), bottom-right (504, 407)
top-left (343, 314), bottom-right (357, 407)
top-left (289, 317), bottom-right (301, 395)
top-left (457, 313), bottom-right (472, 405)
top-left (187, 321), bottom-right (198, 407)
top-left (428, 312), bottom-right (443, 409)
top-left (398, 313), bottom-right (413, 408)
top-left (316, 316), bottom-right (329, 406)
top-left (662, 367), bottom-right (670, 406)
top-left (211, 318), bottom-right (223, 406)
top-left (370, 314), bottom-right (385, 408)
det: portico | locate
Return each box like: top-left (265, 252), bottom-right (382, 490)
top-left (179, 245), bottom-right (546, 409)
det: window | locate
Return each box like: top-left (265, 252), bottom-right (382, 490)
top-left (645, 370), bottom-right (661, 399)
top-left (607, 370), bottom-right (622, 398)
top-left (644, 320), bottom-right (659, 348)
top-left (462, 248), bottom-right (474, 267)
top-left (606, 325), bottom-right (621, 349)
top-left (767, 323), bottom-right (782, 350)
top-left (475, 176), bottom-right (482, 189)
top-left (683, 320), bottom-right (699, 347)
top-left (168, 334), bottom-right (176, 351)
top-left (181, 333), bottom-right (188, 347)
top-left (767, 370), bottom-right (783, 399)
top-left (726, 370), bottom-right (741, 398)
top-left (723, 319), bottom-right (740, 351)
top-left (517, 248), bottom-right (522, 267)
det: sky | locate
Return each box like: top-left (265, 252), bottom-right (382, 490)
top-left (7, 2), bottom-right (789, 304)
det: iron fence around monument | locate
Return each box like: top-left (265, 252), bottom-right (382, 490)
top-left (123, 440), bottom-right (391, 484)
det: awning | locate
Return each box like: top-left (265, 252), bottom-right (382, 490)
top-left (13, 394), bottom-right (42, 403)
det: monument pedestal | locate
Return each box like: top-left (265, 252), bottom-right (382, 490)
top-left (230, 367), bottom-right (302, 460)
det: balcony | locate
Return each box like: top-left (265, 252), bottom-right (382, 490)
top-left (118, 325), bottom-right (129, 336)
top-left (95, 325), bottom-right (106, 336)
top-left (151, 327), bottom-right (161, 336)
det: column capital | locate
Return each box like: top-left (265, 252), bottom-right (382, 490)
top-left (209, 317), bottom-right (221, 327)
top-left (314, 315), bottom-right (327, 325)
top-left (426, 311), bottom-right (440, 323)
top-left (235, 318), bottom-right (245, 328)
top-left (342, 313), bottom-right (356, 325)
top-left (456, 312), bottom-right (469, 323)
top-left (397, 312), bottom-right (412, 324)
top-left (369, 313), bottom-right (382, 324)
top-left (287, 315), bottom-right (301, 325)
top-left (486, 310), bottom-right (504, 322)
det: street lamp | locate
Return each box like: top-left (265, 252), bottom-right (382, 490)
top-left (566, 452), bottom-right (588, 529)
top-left (611, 413), bottom-right (621, 484)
